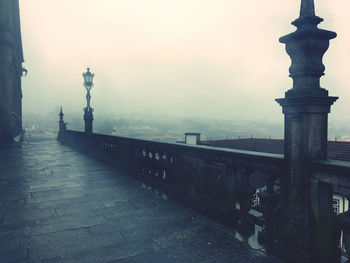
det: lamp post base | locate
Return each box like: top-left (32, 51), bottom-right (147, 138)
top-left (84, 107), bottom-right (94, 134)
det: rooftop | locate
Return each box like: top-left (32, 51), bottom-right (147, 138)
top-left (207, 138), bottom-right (350, 162)
top-left (0, 140), bottom-right (280, 263)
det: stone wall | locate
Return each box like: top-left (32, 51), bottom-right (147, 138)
top-left (0, 0), bottom-right (23, 141)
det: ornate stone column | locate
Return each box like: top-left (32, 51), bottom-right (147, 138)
top-left (58, 107), bottom-right (64, 131)
top-left (274, 0), bottom-right (338, 262)
top-left (57, 106), bottom-right (65, 141)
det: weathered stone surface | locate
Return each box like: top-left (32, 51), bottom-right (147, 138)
top-left (0, 140), bottom-right (280, 262)
top-left (0, 0), bottom-right (24, 141)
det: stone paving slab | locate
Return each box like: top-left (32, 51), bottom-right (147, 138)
top-left (0, 140), bottom-right (282, 263)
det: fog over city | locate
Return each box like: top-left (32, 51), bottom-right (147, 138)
top-left (19, 0), bottom-right (350, 139)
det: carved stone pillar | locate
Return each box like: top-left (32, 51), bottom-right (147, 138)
top-left (84, 107), bottom-right (94, 134)
top-left (57, 106), bottom-right (65, 141)
top-left (58, 107), bottom-right (64, 131)
top-left (274, 0), bottom-right (338, 262)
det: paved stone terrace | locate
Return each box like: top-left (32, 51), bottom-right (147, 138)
top-left (0, 140), bottom-right (281, 263)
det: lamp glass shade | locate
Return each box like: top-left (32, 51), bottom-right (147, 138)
top-left (83, 68), bottom-right (94, 85)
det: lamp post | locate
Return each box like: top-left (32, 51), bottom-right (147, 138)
top-left (82, 67), bottom-right (95, 134)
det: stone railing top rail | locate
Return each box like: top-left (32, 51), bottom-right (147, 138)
top-left (66, 130), bottom-right (284, 158)
top-left (308, 159), bottom-right (350, 187)
top-left (64, 130), bottom-right (285, 172)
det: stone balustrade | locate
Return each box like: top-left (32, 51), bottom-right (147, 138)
top-left (58, 129), bottom-right (350, 262)
top-left (59, 130), bottom-right (284, 225)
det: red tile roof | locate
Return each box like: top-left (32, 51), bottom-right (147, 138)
top-left (206, 138), bottom-right (350, 162)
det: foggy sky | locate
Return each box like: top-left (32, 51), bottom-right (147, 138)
top-left (20, 0), bottom-right (350, 123)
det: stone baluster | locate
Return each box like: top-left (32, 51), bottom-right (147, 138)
top-left (236, 167), bottom-right (255, 214)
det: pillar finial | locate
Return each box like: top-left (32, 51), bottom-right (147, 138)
top-left (300, 0), bottom-right (315, 18)
top-left (279, 0), bottom-right (336, 97)
top-left (58, 106), bottom-right (66, 140)
top-left (59, 106), bottom-right (64, 118)
top-left (291, 0), bottom-right (324, 29)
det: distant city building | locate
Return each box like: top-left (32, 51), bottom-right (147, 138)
top-left (207, 138), bottom-right (350, 162)
top-left (185, 132), bottom-right (201, 145)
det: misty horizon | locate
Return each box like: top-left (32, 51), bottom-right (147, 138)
top-left (20, 1), bottom-right (350, 124)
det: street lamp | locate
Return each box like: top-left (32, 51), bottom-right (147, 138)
top-left (83, 67), bottom-right (95, 110)
top-left (82, 67), bottom-right (95, 133)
